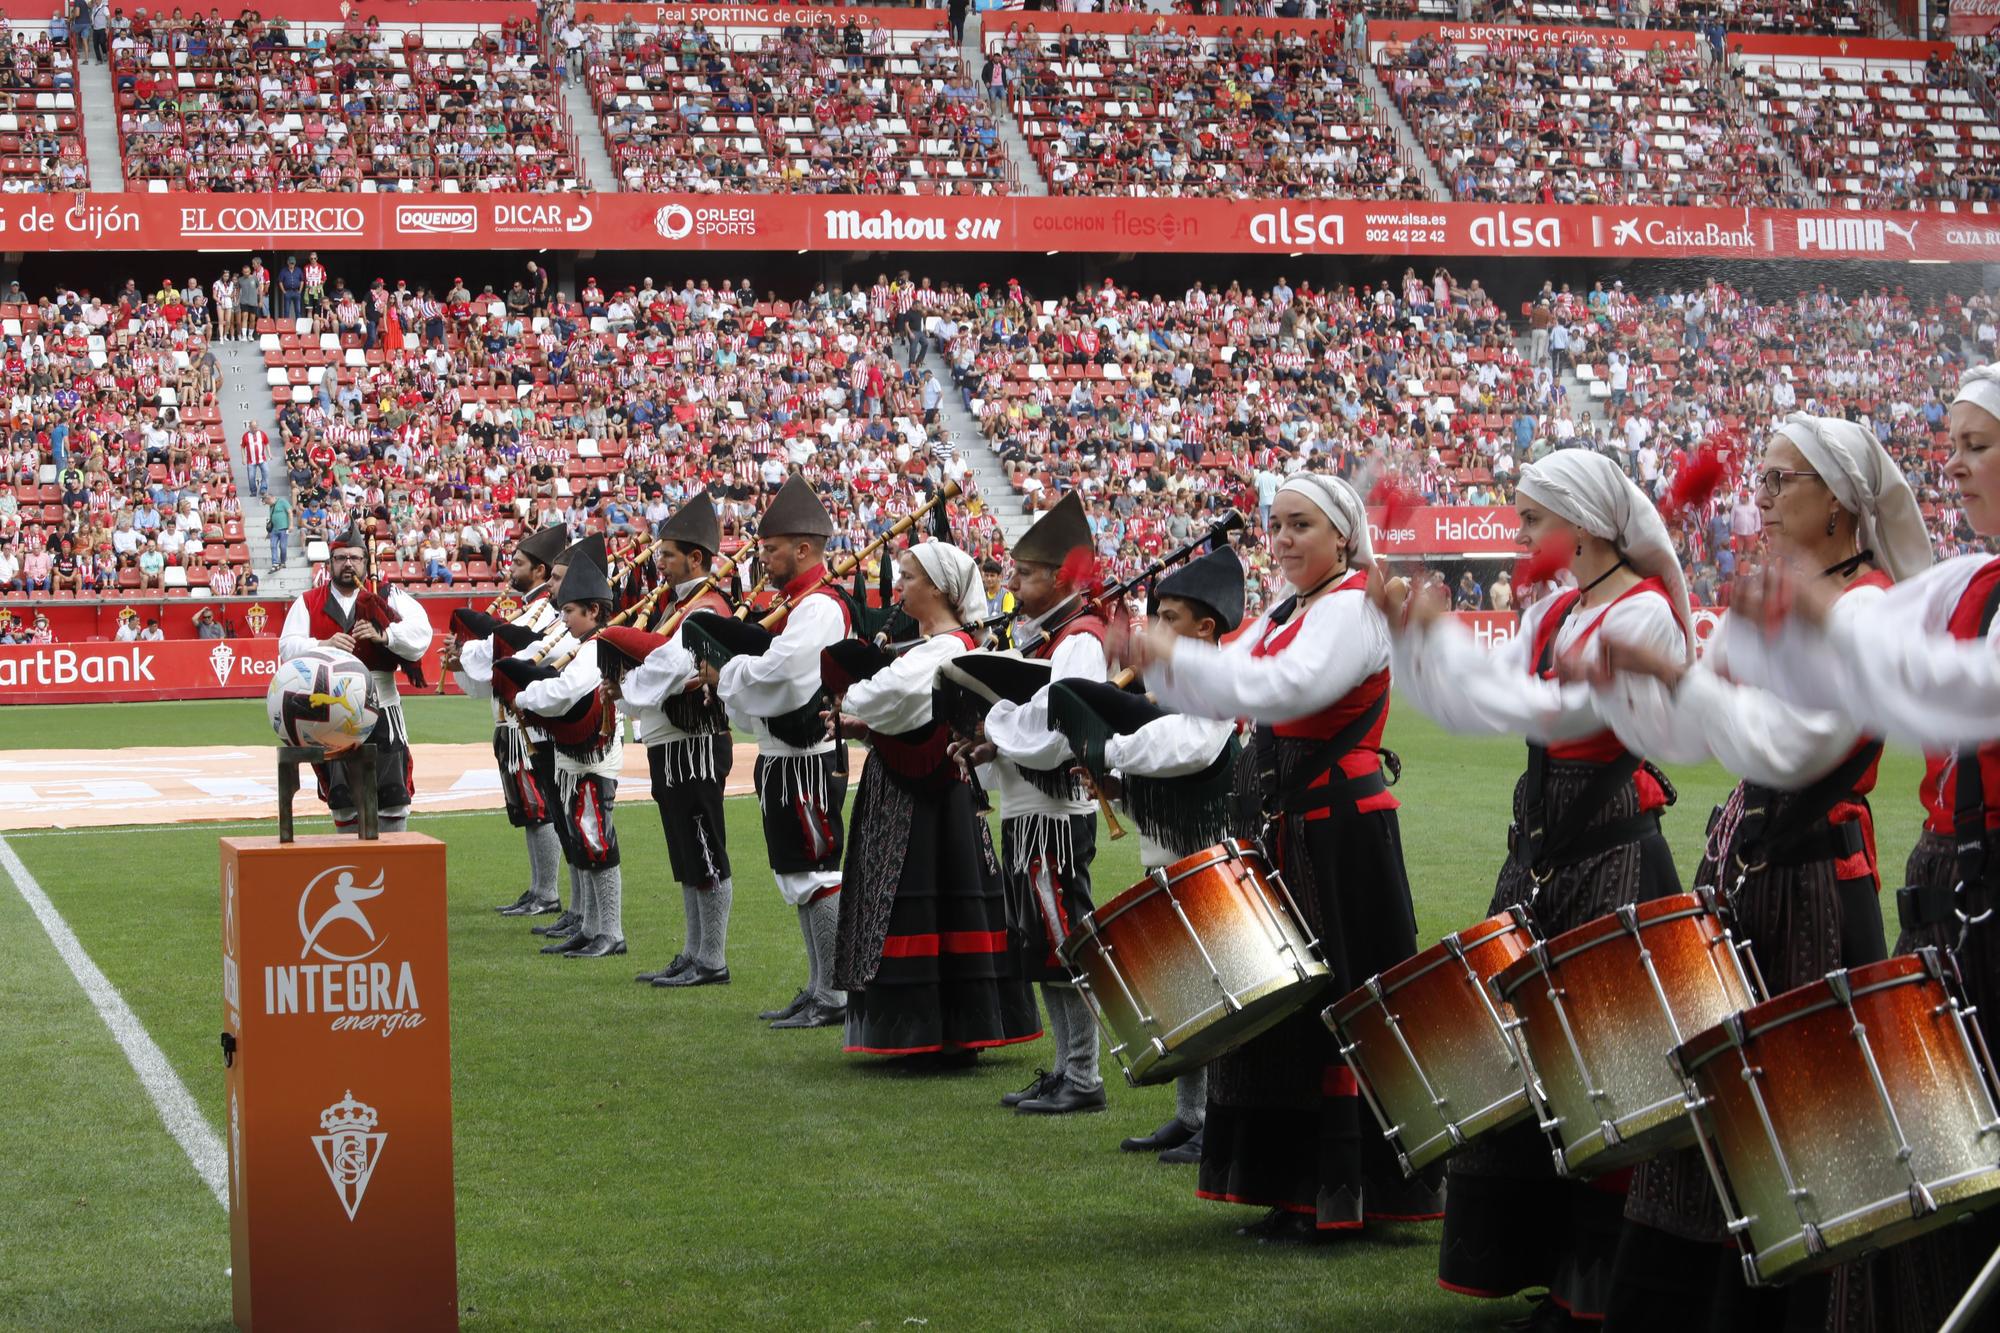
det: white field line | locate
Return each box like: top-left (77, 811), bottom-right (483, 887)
top-left (0, 836), bottom-right (229, 1208)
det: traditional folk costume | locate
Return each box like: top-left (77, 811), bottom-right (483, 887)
top-left (1148, 475), bottom-right (1440, 1234)
top-left (454, 523), bottom-right (571, 917)
top-left (1053, 546), bottom-right (1246, 1161)
top-left (710, 477), bottom-right (854, 1029)
top-left (278, 516), bottom-right (433, 833)
top-left (603, 496), bottom-right (737, 987)
top-left (494, 545), bottom-right (628, 959)
top-left (1590, 417), bottom-right (1931, 1330)
top-left (824, 541), bottom-right (1041, 1059)
top-left (982, 494), bottom-right (1110, 1112)
top-left (1394, 453), bottom-right (1691, 1317)
top-left (1736, 374), bottom-right (2000, 1332)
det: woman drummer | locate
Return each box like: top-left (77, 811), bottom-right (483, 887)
top-left (1377, 449), bottom-right (1693, 1328)
top-left (1131, 472), bottom-right (1441, 1243)
top-left (1573, 414), bottom-right (1932, 1329)
top-left (1722, 368), bottom-right (2000, 1332)
top-left (825, 540), bottom-right (1041, 1065)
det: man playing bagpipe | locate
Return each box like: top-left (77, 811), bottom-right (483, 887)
top-left (686, 476), bottom-right (856, 1030)
top-left (592, 494), bottom-right (740, 991)
top-left (1048, 546), bottom-right (1245, 1162)
top-left (279, 511), bottom-right (433, 833)
top-left (946, 493), bottom-right (1112, 1115)
top-left (444, 522), bottom-right (572, 919)
top-left (491, 541), bottom-right (629, 960)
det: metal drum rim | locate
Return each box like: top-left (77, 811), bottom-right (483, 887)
top-left (1675, 956), bottom-right (1937, 1076)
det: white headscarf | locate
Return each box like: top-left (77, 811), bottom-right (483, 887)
top-left (909, 540), bottom-right (986, 626)
top-left (1517, 449), bottom-right (1695, 662)
top-left (1276, 472), bottom-right (1375, 571)
top-left (1954, 362), bottom-right (2000, 428)
top-left (1774, 413), bottom-right (1933, 582)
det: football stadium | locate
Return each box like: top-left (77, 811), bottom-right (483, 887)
top-left (5, 0), bottom-right (2000, 1329)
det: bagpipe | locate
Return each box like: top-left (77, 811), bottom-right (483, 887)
top-left (486, 626), bottom-right (618, 751)
top-left (1016, 508), bottom-right (1245, 657)
top-left (353, 512), bottom-right (426, 690)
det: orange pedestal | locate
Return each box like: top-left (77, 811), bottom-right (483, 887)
top-left (221, 834), bottom-right (458, 1333)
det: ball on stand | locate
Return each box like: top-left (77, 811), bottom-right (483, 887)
top-left (266, 646), bottom-right (380, 752)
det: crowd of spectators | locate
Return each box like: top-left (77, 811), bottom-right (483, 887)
top-left (0, 280), bottom-right (246, 598)
top-left (587, 16), bottom-right (1010, 194)
top-left (0, 22), bottom-right (85, 191)
top-left (115, 8), bottom-right (581, 192)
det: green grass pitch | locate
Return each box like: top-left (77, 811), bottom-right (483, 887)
top-left (0, 697), bottom-right (1922, 1331)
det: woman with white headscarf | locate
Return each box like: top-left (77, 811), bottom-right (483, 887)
top-left (1378, 448), bottom-right (1691, 1329)
top-left (1132, 471), bottom-right (1442, 1243)
top-left (822, 540), bottom-right (1040, 1065)
top-left (1721, 369), bottom-right (2000, 1333)
top-left (1574, 414), bottom-right (1931, 1331)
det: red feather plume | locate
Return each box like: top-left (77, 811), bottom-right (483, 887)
top-left (1511, 536), bottom-right (1574, 600)
top-left (1660, 440), bottom-right (1729, 519)
top-left (1058, 546), bottom-right (1101, 597)
top-left (1369, 474), bottom-right (1419, 533)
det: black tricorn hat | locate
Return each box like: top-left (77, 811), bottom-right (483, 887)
top-left (559, 547), bottom-right (614, 608)
top-left (514, 523), bottom-right (568, 570)
top-left (656, 491), bottom-right (721, 555)
top-left (759, 475), bottom-right (834, 540)
top-left (1011, 491), bottom-right (1091, 567)
top-left (1156, 546), bottom-right (1246, 634)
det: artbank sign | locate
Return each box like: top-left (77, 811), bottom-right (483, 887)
top-left (0, 639), bottom-right (280, 704)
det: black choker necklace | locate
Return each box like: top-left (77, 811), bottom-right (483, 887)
top-left (1824, 549), bottom-right (1875, 580)
top-left (1578, 558), bottom-right (1631, 597)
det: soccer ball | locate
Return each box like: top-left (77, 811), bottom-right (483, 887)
top-left (267, 647), bottom-right (380, 750)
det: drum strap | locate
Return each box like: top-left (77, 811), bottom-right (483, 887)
top-left (1953, 576), bottom-right (2000, 907)
top-left (1736, 741), bottom-right (1881, 870)
top-left (1263, 690), bottom-right (1389, 823)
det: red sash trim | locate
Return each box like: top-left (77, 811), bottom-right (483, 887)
top-left (1922, 557), bottom-right (2000, 833)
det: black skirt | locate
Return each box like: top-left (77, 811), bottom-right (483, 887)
top-left (998, 813), bottom-right (1098, 987)
top-left (1198, 736), bottom-right (1441, 1231)
top-left (647, 735), bottom-right (733, 887)
top-left (754, 750), bottom-right (847, 875)
top-left (836, 753), bottom-right (1042, 1056)
top-left (493, 725), bottom-right (554, 829)
top-left (1825, 830), bottom-right (2000, 1333)
top-left (1439, 758), bottom-right (1681, 1320)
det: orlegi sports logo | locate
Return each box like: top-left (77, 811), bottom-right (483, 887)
top-left (1246, 207), bottom-right (1345, 249)
top-left (1469, 209), bottom-right (1561, 251)
top-left (395, 204), bottom-right (477, 236)
top-left (655, 203), bottom-right (759, 241)
top-left (1796, 216), bottom-right (1918, 254)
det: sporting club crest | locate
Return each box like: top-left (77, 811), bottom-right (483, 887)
top-left (312, 1091), bottom-right (385, 1222)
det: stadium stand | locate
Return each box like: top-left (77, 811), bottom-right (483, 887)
top-left (115, 10), bottom-right (583, 192)
top-left (0, 22), bottom-right (85, 191)
top-left (587, 17), bottom-right (1012, 194)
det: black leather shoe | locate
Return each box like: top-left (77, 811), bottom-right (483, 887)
top-left (1000, 1068), bottom-right (1056, 1108)
top-left (757, 989), bottom-right (809, 1022)
top-left (565, 935), bottom-right (628, 959)
top-left (508, 898), bottom-right (561, 918)
top-left (539, 933), bottom-right (581, 955)
top-left (1158, 1127), bottom-right (1204, 1165)
top-left (1018, 1081), bottom-right (1108, 1115)
top-left (494, 890), bottom-right (534, 914)
top-left (1121, 1117), bottom-right (1196, 1153)
top-left (654, 963), bottom-right (730, 988)
top-left (770, 1000), bottom-right (845, 1030)
top-left (531, 911), bottom-right (580, 938)
top-left (636, 953), bottom-right (691, 984)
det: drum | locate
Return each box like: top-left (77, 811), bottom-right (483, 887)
top-left (1493, 892), bottom-right (1758, 1177)
top-left (1063, 839), bottom-right (1329, 1087)
top-left (1675, 950), bottom-right (2000, 1286)
top-left (1323, 907), bottom-right (1540, 1177)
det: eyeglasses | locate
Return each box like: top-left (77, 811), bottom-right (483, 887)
top-left (1755, 467), bottom-right (1819, 497)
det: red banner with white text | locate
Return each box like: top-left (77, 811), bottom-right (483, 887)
top-left (0, 637), bottom-right (284, 704)
top-left (0, 194), bottom-right (1994, 261)
top-left (1370, 506), bottom-right (1522, 557)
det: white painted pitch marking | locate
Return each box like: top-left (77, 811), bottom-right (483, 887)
top-left (0, 836), bottom-right (228, 1208)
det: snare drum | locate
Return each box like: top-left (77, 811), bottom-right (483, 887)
top-left (1494, 892), bottom-right (1758, 1177)
top-left (1323, 907), bottom-right (1539, 1177)
top-left (1676, 950), bottom-right (2000, 1286)
top-left (1063, 839), bottom-right (1330, 1087)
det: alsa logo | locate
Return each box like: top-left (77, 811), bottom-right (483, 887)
top-left (1796, 217), bottom-right (1918, 254)
top-left (394, 204), bottom-right (476, 236)
top-left (1469, 211), bottom-right (1561, 251)
top-left (1247, 207), bottom-right (1344, 248)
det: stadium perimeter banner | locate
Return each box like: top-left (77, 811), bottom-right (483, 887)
top-left (6, 194), bottom-right (1997, 261)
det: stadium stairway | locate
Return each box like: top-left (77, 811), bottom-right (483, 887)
top-left (964, 12), bottom-right (1049, 196)
top-left (562, 71), bottom-right (616, 191)
top-left (75, 48), bottom-right (123, 190)
top-left (1362, 62), bottom-right (1448, 202)
top-left (214, 340), bottom-right (305, 591)
top-left (921, 343), bottom-right (1032, 546)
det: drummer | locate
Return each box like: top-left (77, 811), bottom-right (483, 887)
top-left (1375, 450), bottom-right (1691, 1324)
top-left (1569, 415), bottom-right (1931, 1327)
top-left (1131, 472), bottom-right (1440, 1243)
top-left (1711, 367), bottom-right (2000, 1331)
top-left (1061, 546), bottom-right (1245, 1165)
